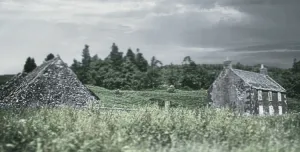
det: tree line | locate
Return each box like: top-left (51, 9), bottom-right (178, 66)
top-left (69, 43), bottom-right (300, 98)
top-left (17, 43), bottom-right (300, 101)
top-left (69, 43), bottom-right (217, 91)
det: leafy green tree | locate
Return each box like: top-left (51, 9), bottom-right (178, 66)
top-left (180, 56), bottom-right (202, 90)
top-left (73, 44), bottom-right (96, 85)
top-left (135, 48), bottom-right (148, 72)
top-left (82, 44), bottom-right (92, 68)
top-left (293, 58), bottom-right (300, 73)
top-left (148, 56), bottom-right (163, 89)
top-left (91, 54), bottom-right (99, 62)
top-left (70, 59), bottom-right (81, 72)
top-left (107, 43), bottom-right (123, 70)
top-left (167, 63), bottom-right (179, 86)
top-left (45, 53), bottom-right (55, 61)
top-left (23, 57), bottom-right (37, 73)
top-left (125, 48), bottom-right (136, 64)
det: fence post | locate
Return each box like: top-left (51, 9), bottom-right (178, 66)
top-left (165, 101), bottom-right (170, 112)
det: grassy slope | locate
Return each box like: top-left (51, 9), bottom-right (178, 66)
top-left (87, 85), bottom-right (208, 108)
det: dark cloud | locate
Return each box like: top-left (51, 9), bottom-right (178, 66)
top-left (140, 0), bottom-right (300, 49)
top-left (226, 42), bottom-right (300, 52)
top-left (0, 0), bottom-right (300, 74)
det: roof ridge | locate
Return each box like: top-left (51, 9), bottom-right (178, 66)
top-left (265, 75), bottom-right (286, 92)
top-left (232, 68), bottom-right (263, 75)
top-left (231, 68), bottom-right (286, 92)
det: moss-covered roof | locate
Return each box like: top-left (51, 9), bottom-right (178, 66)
top-left (232, 69), bottom-right (286, 92)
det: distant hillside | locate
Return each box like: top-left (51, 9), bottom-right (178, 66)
top-left (0, 75), bottom-right (14, 85)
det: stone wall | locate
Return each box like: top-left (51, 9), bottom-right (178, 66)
top-left (252, 89), bottom-right (287, 115)
top-left (0, 57), bottom-right (98, 108)
top-left (208, 68), bottom-right (251, 114)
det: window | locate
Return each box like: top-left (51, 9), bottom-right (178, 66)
top-left (278, 106), bottom-right (283, 115)
top-left (259, 105), bottom-right (264, 115)
top-left (268, 91), bottom-right (272, 101)
top-left (278, 92), bottom-right (282, 101)
top-left (269, 105), bottom-right (274, 115)
top-left (258, 90), bottom-right (262, 101)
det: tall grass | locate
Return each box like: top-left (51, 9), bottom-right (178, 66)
top-left (1, 106), bottom-right (300, 152)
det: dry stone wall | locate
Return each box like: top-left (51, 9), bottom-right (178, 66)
top-left (0, 57), bottom-right (99, 108)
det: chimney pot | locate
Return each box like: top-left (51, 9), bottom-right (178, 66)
top-left (260, 64), bottom-right (268, 75)
top-left (223, 60), bottom-right (232, 69)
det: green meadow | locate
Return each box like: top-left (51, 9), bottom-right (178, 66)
top-left (1, 87), bottom-right (300, 152)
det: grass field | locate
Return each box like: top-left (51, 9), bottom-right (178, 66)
top-left (1, 86), bottom-right (300, 152)
top-left (87, 85), bottom-right (208, 108)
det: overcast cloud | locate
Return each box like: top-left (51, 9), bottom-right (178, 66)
top-left (0, 0), bottom-right (300, 74)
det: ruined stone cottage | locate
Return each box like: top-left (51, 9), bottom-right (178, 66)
top-left (0, 56), bottom-right (99, 108)
top-left (208, 60), bottom-right (287, 115)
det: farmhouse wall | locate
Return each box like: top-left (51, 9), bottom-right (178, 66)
top-left (209, 69), bottom-right (251, 113)
top-left (252, 89), bottom-right (287, 115)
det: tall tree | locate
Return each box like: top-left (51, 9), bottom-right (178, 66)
top-left (150, 56), bottom-right (163, 68)
top-left (293, 58), bottom-right (300, 73)
top-left (70, 59), bottom-right (82, 74)
top-left (167, 63), bottom-right (177, 85)
top-left (180, 56), bottom-right (201, 90)
top-left (125, 48), bottom-right (136, 64)
top-left (135, 48), bottom-right (148, 72)
top-left (23, 57), bottom-right (37, 73)
top-left (107, 43), bottom-right (123, 69)
top-left (45, 53), bottom-right (55, 61)
top-left (82, 44), bottom-right (92, 68)
top-left (77, 44), bottom-right (95, 85)
top-left (148, 56), bottom-right (163, 89)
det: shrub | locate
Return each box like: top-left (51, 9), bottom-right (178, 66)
top-left (167, 85), bottom-right (176, 93)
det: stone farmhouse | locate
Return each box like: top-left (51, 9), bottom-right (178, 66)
top-left (208, 60), bottom-right (287, 115)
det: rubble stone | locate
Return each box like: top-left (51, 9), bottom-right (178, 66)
top-left (0, 57), bottom-right (99, 108)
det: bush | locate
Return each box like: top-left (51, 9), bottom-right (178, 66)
top-left (167, 85), bottom-right (176, 93)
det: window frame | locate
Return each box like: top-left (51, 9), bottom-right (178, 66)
top-left (259, 105), bottom-right (264, 115)
top-left (278, 92), bottom-right (282, 102)
top-left (278, 106), bottom-right (283, 115)
top-left (269, 105), bottom-right (274, 115)
top-left (258, 90), bottom-right (262, 101)
top-left (268, 91), bottom-right (272, 101)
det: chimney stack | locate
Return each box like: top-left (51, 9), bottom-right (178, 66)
top-left (260, 64), bottom-right (268, 75)
top-left (223, 58), bottom-right (232, 69)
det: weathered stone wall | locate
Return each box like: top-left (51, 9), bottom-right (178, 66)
top-left (0, 57), bottom-right (98, 108)
top-left (252, 89), bottom-right (287, 115)
top-left (0, 73), bottom-right (26, 100)
top-left (208, 69), bottom-right (228, 108)
top-left (208, 68), bottom-right (251, 114)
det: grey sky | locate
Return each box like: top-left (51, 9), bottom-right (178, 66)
top-left (0, 0), bottom-right (299, 74)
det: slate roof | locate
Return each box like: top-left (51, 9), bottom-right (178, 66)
top-left (231, 68), bottom-right (286, 92)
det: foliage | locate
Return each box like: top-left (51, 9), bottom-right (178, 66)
top-left (0, 75), bottom-right (14, 85)
top-left (135, 48), bottom-right (148, 72)
top-left (45, 53), bottom-right (55, 61)
top-left (167, 85), bottom-right (176, 93)
top-left (23, 57), bottom-right (37, 73)
top-left (1, 106), bottom-right (300, 152)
